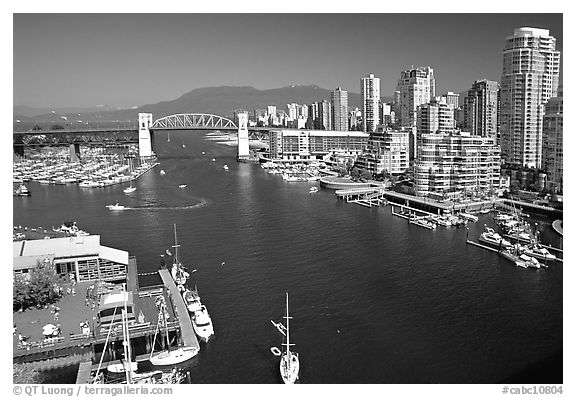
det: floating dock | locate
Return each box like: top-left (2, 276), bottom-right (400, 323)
top-left (157, 269), bottom-right (199, 350)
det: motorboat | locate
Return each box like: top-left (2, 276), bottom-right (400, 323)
top-left (223, 165), bottom-right (229, 171)
top-left (14, 184), bottom-right (31, 196)
top-left (273, 292), bottom-right (299, 384)
top-left (519, 253), bottom-right (542, 269)
top-left (182, 288), bottom-right (202, 313)
top-left (459, 212), bottom-right (478, 222)
top-left (519, 244), bottom-right (556, 262)
top-left (479, 227), bottom-right (511, 249)
top-left (192, 305), bottom-right (214, 342)
top-left (106, 203), bottom-right (126, 211)
top-left (309, 186), bottom-right (319, 193)
top-left (160, 170), bottom-right (166, 176)
top-left (123, 186), bottom-right (137, 193)
top-left (506, 229), bottom-right (533, 244)
top-left (178, 184), bottom-right (187, 188)
top-left (107, 360), bottom-right (138, 374)
top-left (500, 249), bottom-right (529, 268)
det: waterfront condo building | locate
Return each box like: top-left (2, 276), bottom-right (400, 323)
top-left (464, 79), bottom-right (500, 139)
top-left (354, 128), bottom-right (410, 176)
top-left (500, 27), bottom-right (560, 168)
top-left (396, 66), bottom-right (436, 128)
top-left (331, 87), bottom-right (349, 131)
top-left (268, 129), bottom-right (369, 161)
top-left (542, 93), bottom-right (563, 192)
top-left (414, 132), bottom-right (501, 199)
top-left (361, 73), bottom-right (380, 132)
top-left (415, 98), bottom-right (454, 160)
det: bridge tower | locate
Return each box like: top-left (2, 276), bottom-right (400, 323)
top-left (237, 112), bottom-right (250, 161)
top-left (138, 113), bottom-right (154, 158)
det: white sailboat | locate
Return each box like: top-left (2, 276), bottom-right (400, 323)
top-left (123, 159), bottom-right (137, 193)
top-left (170, 224), bottom-right (190, 286)
top-left (149, 296), bottom-right (199, 366)
top-left (272, 292), bottom-right (300, 384)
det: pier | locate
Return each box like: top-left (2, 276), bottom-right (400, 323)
top-left (158, 269), bottom-right (199, 350)
top-left (335, 187), bottom-right (387, 207)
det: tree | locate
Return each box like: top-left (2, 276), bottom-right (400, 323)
top-left (13, 261), bottom-right (63, 312)
top-left (13, 363), bottom-right (42, 383)
top-left (32, 124), bottom-right (42, 131)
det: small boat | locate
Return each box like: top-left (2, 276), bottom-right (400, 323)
top-left (459, 211), bottom-right (479, 222)
top-left (500, 249), bottom-right (529, 268)
top-left (167, 133), bottom-right (171, 142)
top-left (192, 305), bottom-right (214, 342)
top-left (519, 244), bottom-right (556, 262)
top-left (507, 230), bottom-right (533, 244)
top-left (123, 186), bottom-right (137, 193)
top-left (519, 253), bottom-right (542, 269)
top-left (106, 203), bottom-right (126, 211)
top-left (178, 184), bottom-right (187, 188)
top-left (201, 151), bottom-right (205, 155)
top-left (223, 165), bottom-right (229, 171)
top-left (479, 208), bottom-right (491, 214)
top-left (14, 184), bottom-right (31, 196)
top-left (182, 144), bottom-right (186, 148)
top-left (160, 170), bottom-right (166, 176)
top-left (309, 186), bottom-right (319, 193)
top-left (182, 288), bottom-right (202, 313)
top-left (479, 227), bottom-right (511, 248)
top-left (275, 292), bottom-right (299, 384)
top-left (212, 159), bottom-right (216, 162)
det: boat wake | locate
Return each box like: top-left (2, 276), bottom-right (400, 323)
top-left (118, 200), bottom-right (210, 211)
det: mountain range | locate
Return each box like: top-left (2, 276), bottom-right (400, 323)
top-left (14, 85), bottom-right (395, 125)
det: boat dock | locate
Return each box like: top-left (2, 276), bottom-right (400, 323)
top-left (76, 361), bottom-right (93, 384)
top-left (158, 269), bottom-right (199, 350)
top-left (335, 187), bottom-right (388, 207)
top-left (466, 240), bottom-right (500, 253)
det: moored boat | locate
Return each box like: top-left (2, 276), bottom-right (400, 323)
top-left (182, 287), bottom-right (202, 313)
top-left (192, 305), bottom-right (214, 342)
top-left (14, 184), bottom-right (31, 196)
top-left (479, 227), bottom-right (512, 249)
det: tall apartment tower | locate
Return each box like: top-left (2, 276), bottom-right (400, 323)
top-left (361, 73), bottom-right (380, 132)
top-left (416, 98), bottom-right (455, 135)
top-left (317, 100), bottom-right (333, 130)
top-left (396, 67), bottom-right (436, 128)
top-left (331, 87), bottom-right (348, 131)
top-left (542, 92), bottom-right (563, 192)
top-left (500, 27), bottom-right (560, 168)
top-left (464, 79), bottom-right (500, 139)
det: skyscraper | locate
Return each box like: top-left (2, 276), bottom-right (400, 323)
top-left (542, 92), bottom-right (563, 192)
top-left (361, 73), bottom-right (380, 132)
top-left (331, 87), bottom-right (348, 131)
top-left (464, 79), bottom-right (500, 139)
top-left (417, 98), bottom-right (455, 136)
top-left (396, 67), bottom-right (436, 128)
top-left (500, 27), bottom-right (560, 168)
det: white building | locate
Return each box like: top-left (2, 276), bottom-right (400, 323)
top-left (361, 73), bottom-right (380, 132)
top-left (268, 129), bottom-right (369, 161)
top-left (500, 27), bottom-right (560, 168)
top-left (396, 66), bottom-right (435, 128)
top-left (331, 87), bottom-right (349, 131)
top-left (415, 132), bottom-right (501, 199)
top-left (542, 94), bottom-right (563, 192)
top-left (354, 128), bottom-right (410, 175)
top-left (13, 235), bottom-right (130, 283)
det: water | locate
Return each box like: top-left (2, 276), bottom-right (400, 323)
top-left (13, 131), bottom-right (563, 384)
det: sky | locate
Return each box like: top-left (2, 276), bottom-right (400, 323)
top-left (13, 13), bottom-right (563, 109)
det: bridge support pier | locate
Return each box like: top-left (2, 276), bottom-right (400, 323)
top-left (237, 112), bottom-right (250, 161)
top-left (69, 143), bottom-right (81, 162)
top-left (138, 113), bottom-right (154, 158)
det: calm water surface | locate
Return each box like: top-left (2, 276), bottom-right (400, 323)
top-left (13, 131), bottom-right (563, 384)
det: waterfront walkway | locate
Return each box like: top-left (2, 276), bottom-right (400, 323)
top-left (158, 269), bottom-right (199, 350)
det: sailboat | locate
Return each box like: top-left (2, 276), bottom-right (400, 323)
top-left (149, 295), bottom-right (199, 366)
top-left (123, 158), bottom-right (137, 193)
top-left (167, 133), bottom-right (171, 142)
top-left (271, 292), bottom-right (299, 384)
top-left (170, 224), bottom-right (190, 286)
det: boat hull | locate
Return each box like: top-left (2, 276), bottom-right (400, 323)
top-left (149, 347), bottom-right (199, 366)
top-left (280, 352), bottom-right (299, 384)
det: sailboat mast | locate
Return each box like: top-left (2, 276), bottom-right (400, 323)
top-left (123, 283), bottom-right (132, 384)
top-left (173, 224), bottom-right (180, 264)
top-left (285, 292), bottom-right (290, 361)
top-left (163, 301), bottom-right (171, 352)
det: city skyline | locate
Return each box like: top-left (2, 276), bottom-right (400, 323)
top-left (13, 13), bottom-right (562, 109)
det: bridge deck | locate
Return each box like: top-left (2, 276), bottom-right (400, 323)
top-left (158, 269), bottom-right (199, 350)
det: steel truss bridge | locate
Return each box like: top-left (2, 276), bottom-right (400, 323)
top-left (12, 113), bottom-right (270, 158)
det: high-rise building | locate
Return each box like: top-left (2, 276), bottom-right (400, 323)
top-left (354, 128), bottom-right (410, 176)
top-left (416, 98), bottom-right (455, 136)
top-left (500, 27), bottom-right (560, 168)
top-left (415, 132), bottom-right (501, 199)
top-left (348, 107), bottom-right (362, 131)
top-left (464, 80), bottom-right (500, 139)
top-left (361, 73), bottom-right (380, 132)
top-left (542, 92), bottom-right (563, 192)
top-left (331, 87), bottom-right (348, 131)
top-left (396, 67), bottom-right (436, 128)
top-left (317, 100), bottom-right (332, 130)
top-left (442, 92), bottom-right (460, 110)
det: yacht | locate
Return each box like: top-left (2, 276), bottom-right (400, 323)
top-left (459, 211), bottom-right (479, 222)
top-left (506, 230), bottom-right (533, 244)
top-left (123, 186), bottom-right (137, 193)
top-left (519, 244), bottom-right (556, 262)
top-left (277, 293), bottom-right (299, 384)
top-left (192, 305), bottom-right (214, 342)
top-left (479, 227), bottom-right (511, 249)
top-left (500, 249), bottom-right (530, 268)
top-left (182, 287), bottom-right (202, 314)
top-left (178, 184), bottom-right (187, 188)
top-left (519, 253), bottom-right (542, 269)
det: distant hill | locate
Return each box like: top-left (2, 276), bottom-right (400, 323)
top-left (14, 104), bottom-right (121, 118)
top-left (14, 85), bottom-right (394, 125)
